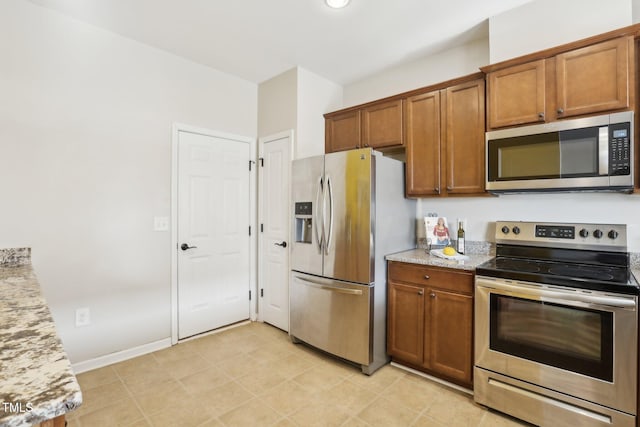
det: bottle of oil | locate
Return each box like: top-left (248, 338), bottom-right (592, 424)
top-left (456, 220), bottom-right (465, 254)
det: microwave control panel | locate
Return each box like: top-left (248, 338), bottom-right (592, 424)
top-left (609, 122), bottom-right (631, 175)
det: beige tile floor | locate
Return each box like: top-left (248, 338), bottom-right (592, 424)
top-left (67, 322), bottom-right (530, 427)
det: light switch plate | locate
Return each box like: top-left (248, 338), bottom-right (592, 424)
top-left (154, 216), bottom-right (169, 231)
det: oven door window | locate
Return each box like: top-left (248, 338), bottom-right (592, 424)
top-left (490, 295), bottom-right (613, 381)
top-left (488, 127), bottom-right (601, 181)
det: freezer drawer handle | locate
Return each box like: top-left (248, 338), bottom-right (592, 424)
top-left (296, 276), bottom-right (363, 296)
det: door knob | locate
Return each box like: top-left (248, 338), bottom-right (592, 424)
top-left (180, 243), bottom-right (197, 251)
top-left (274, 241), bottom-right (287, 248)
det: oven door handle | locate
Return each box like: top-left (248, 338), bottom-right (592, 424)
top-left (477, 278), bottom-right (637, 309)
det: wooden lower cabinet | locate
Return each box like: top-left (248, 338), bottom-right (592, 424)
top-left (387, 261), bottom-right (473, 388)
top-left (37, 415), bottom-right (65, 427)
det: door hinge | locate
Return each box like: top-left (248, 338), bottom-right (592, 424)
top-left (260, 288), bottom-right (264, 297)
top-left (259, 157), bottom-right (264, 167)
top-left (249, 290), bottom-right (252, 300)
top-left (249, 160), bottom-right (256, 171)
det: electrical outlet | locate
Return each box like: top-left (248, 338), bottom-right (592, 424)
top-left (75, 307), bottom-right (90, 327)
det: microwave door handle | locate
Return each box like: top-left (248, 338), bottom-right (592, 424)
top-left (314, 176), bottom-right (324, 253)
top-left (599, 126), bottom-right (609, 175)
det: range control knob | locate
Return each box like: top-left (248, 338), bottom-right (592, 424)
top-left (579, 229), bottom-right (589, 238)
top-left (501, 226), bottom-right (510, 234)
top-left (608, 230), bottom-right (619, 239)
top-left (512, 226), bottom-right (521, 235)
top-left (593, 229), bottom-right (603, 239)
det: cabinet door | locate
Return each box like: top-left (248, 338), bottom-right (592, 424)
top-left (387, 281), bottom-right (425, 366)
top-left (487, 60), bottom-right (546, 129)
top-left (325, 110), bottom-right (361, 153)
top-left (428, 288), bottom-right (473, 386)
top-left (362, 99), bottom-right (403, 150)
top-left (405, 90), bottom-right (441, 196)
top-left (556, 37), bottom-right (631, 118)
top-left (443, 79), bottom-right (485, 195)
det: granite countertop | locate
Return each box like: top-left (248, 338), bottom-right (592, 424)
top-left (0, 249), bottom-right (82, 427)
top-left (386, 248), bottom-right (494, 271)
top-left (388, 245), bottom-right (640, 290)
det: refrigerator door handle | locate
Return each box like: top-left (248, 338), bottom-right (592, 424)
top-left (325, 175), bottom-right (334, 255)
top-left (314, 176), bottom-right (324, 253)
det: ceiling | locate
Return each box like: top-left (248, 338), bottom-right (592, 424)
top-left (28, 0), bottom-right (533, 85)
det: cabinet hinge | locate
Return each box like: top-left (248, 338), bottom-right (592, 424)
top-left (259, 157), bottom-right (264, 167)
top-left (249, 160), bottom-right (256, 171)
top-left (249, 226), bottom-right (251, 236)
top-left (260, 288), bottom-right (264, 297)
top-left (260, 223), bottom-right (264, 233)
top-left (249, 290), bottom-right (252, 300)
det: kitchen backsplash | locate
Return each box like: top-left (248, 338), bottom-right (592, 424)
top-left (0, 248), bottom-right (31, 266)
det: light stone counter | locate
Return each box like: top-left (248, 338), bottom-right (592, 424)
top-left (0, 249), bottom-right (82, 427)
top-left (386, 248), bottom-right (494, 271)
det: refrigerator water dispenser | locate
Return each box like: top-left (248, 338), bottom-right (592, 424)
top-left (294, 202), bottom-right (313, 244)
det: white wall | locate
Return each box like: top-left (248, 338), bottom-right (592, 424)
top-left (417, 193), bottom-right (640, 251)
top-left (258, 67), bottom-right (342, 159)
top-left (490, 0), bottom-right (632, 63)
top-left (296, 68), bottom-right (343, 159)
top-left (258, 68), bottom-right (298, 138)
top-left (343, 38), bottom-right (489, 108)
top-left (0, 0), bottom-right (257, 363)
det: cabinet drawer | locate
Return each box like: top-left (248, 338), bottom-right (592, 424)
top-left (388, 262), bottom-right (473, 294)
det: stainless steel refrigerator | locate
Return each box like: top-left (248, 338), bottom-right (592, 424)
top-left (290, 148), bottom-right (415, 374)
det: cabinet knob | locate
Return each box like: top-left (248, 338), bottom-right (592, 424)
top-left (364, 143), bottom-right (369, 147)
top-left (434, 188), bottom-right (440, 194)
top-left (557, 108), bottom-right (564, 114)
top-left (430, 292), bottom-right (436, 298)
top-left (418, 289), bottom-right (424, 296)
top-left (446, 186), bottom-right (453, 191)
top-left (424, 275), bottom-right (430, 280)
top-left (538, 112), bottom-right (545, 119)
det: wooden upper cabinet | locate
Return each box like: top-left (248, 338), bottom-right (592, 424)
top-left (487, 60), bottom-right (546, 128)
top-left (444, 79), bottom-right (486, 194)
top-left (405, 90), bottom-right (441, 197)
top-left (362, 99), bottom-right (403, 149)
top-left (405, 76), bottom-right (485, 197)
top-left (556, 36), bottom-right (632, 118)
top-left (486, 35), bottom-right (634, 129)
top-left (325, 109), bottom-right (361, 153)
top-left (325, 99), bottom-right (404, 153)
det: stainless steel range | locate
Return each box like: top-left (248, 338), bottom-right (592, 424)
top-left (474, 221), bottom-right (639, 427)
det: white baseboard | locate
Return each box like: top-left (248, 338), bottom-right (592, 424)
top-left (71, 338), bottom-right (172, 374)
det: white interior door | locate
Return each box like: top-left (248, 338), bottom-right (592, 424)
top-left (258, 131), bottom-right (292, 331)
top-left (177, 129), bottom-right (251, 339)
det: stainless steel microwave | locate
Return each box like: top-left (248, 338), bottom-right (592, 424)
top-left (486, 111), bottom-right (634, 193)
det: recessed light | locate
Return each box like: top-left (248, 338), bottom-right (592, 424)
top-left (325, 0), bottom-right (350, 9)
